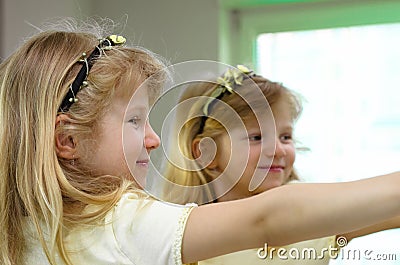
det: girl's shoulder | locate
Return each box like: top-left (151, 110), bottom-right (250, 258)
top-left (114, 191), bottom-right (197, 212)
top-left (63, 193), bottom-right (198, 264)
top-left (110, 192), bottom-right (198, 264)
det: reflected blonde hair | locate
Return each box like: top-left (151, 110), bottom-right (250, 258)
top-left (163, 76), bottom-right (303, 205)
top-left (0, 18), bottom-right (165, 265)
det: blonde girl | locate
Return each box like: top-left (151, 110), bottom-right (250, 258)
top-left (162, 66), bottom-right (400, 264)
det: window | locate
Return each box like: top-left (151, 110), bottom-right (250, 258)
top-left (256, 24), bottom-right (400, 265)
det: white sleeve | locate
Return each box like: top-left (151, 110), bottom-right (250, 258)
top-left (112, 193), bottom-right (196, 265)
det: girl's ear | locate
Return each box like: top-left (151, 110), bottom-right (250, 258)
top-left (55, 114), bottom-right (77, 159)
top-left (192, 137), bottom-right (218, 170)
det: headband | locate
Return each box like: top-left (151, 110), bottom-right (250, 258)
top-left (197, 65), bottom-right (256, 134)
top-left (58, 35), bottom-right (126, 113)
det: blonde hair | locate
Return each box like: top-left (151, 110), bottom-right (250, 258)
top-left (0, 18), bottom-right (165, 265)
top-left (163, 75), bottom-right (303, 205)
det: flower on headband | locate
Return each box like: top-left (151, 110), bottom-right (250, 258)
top-left (108, 35), bottom-right (126, 45)
top-left (202, 65), bottom-right (254, 116)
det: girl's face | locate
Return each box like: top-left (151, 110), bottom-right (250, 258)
top-left (85, 85), bottom-right (160, 187)
top-left (212, 99), bottom-right (296, 201)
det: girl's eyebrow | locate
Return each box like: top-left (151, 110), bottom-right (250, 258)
top-left (246, 127), bottom-right (261, 133)
top-left (126, 105), bottom-right (148, 113)
top-left (280, 124), bottom-right (293, 131)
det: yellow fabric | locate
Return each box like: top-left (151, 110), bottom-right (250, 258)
top-left (22, 193), bottom-right (196, 265)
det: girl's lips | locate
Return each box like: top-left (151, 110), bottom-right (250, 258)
top-left (268, 166), bottom-right (284, 172)
top-left (257, 165), bottom-right (284, 172)
top-left (136, 160), bottom-right (149, 167)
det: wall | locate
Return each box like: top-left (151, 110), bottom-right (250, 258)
top-left (2, 0), bottom-right (92, 58)
top-left (91, 0), bottom-right (219, 63)
top-left (0, 0), bottom-right (219, 63)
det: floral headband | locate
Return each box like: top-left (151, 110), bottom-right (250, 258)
top-left (58, 35), bottom-right (126, 113)
top-left (197, 65), bottom-right (256, 134)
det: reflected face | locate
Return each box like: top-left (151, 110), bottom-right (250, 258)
top-left (85, 85), bottom-right (160, 187)
top-left (212, 99), bottom-right (296, 201)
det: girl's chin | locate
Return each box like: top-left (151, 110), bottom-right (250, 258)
top-left (130, 170), bottom-right (147, 188)
top-left (254, 179), bottom-right (285, 194)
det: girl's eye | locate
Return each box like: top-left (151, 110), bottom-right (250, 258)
top-left (280, 134), bottom-right (293, 142)
top-left (128, 116), bottom-right (141, 128)
top-left (248, 135), bottom-right (262, 141)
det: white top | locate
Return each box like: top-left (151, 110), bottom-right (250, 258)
top-left (22, 193), bottom-right (196, 265)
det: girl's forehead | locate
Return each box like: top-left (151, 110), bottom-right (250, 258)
top-left (271, 99), bottom-right (293, 117)
top-left (127, 85), bottom-right (149, 107)
top-left (115, 74), bottom-right (148, 100)
top-left (114, 77), bottom-right (134, 96)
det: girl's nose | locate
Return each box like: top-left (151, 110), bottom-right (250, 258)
top-left (263, 138), bottom-right (286, 158)
top-left (274, 140), bottom-right (287, 158)
top-left (144, 121), bottom-right (160, 151)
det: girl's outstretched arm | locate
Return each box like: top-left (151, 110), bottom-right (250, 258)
top-left (181, 172), bottom-right (400, 263)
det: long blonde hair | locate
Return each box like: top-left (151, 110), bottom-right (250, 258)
top-left (0, 18), bottom-right (165, 265)
top-left (162, 75), bottom-right (303, 205)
